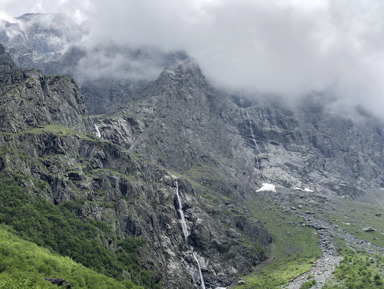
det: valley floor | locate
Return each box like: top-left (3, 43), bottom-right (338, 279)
top-left (235, 186), bottom-right (384, 289)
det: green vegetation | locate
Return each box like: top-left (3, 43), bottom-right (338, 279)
top-left (0, 124), bottom-right (97, 141)
top-left (323, 244), bottom-right (384, 289)
top-left (323, 197), bottom-right (384, 248)
top-left (0, 173), bottom-right (161, 288)
top-left (0, 224), bottom-right (141, 289)
top-left (234, 193), bottom-right (321, 288)
top-left (300, 279), bottom-right (316, 289)
top-left (184, 164), bottom-right (225, 182)
top-left (181, 165), bottom-right (234, 206)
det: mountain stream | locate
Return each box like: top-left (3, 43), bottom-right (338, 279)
top-left (245, 109), bottom-right (262, 171)
top-left (175, 180), bottom-right (206, 289)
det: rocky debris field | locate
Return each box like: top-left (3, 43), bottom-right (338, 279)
top-left (258, 186), bottom-right (384, 288)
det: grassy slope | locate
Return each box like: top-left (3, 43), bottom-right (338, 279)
top-left (324, 197), bottom-right (384, 248)
top-left (322, 238), bottom-right (384, 289)
top-left (235, 193), bottom-right (321, 289)
top-left (0, 126), bottom-right (323, 288)
top-left (235, 190), bottom-right (384, 289)
top-left (0, 225), bottom-right (142, 289)
top-left (180, 165), bottom-right (321, 288)
top-left (0, 126), bottom-right (160, 288)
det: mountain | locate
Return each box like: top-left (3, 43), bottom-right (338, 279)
top-left (97, 59), bottom-right (384, 197)
top-left (0, 44), bottom-right (272, 288)
top-left (0, 13), bottom-right (189, 114)
top-left (2, 13), bottom-right (384, 289)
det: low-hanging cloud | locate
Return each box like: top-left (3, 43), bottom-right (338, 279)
top-left (3, 0), bottom-right (384, 119)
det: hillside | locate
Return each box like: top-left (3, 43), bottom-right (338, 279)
top-left (2, 13), bottom-right (384, 289)
top-left (0, 224), bottom-right (141, 289)
top-left (0, 43), bottom-right (272, 288)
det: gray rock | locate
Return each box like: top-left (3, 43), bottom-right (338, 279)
top-left (362, 227), bottom-right (376, 232)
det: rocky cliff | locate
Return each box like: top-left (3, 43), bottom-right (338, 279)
top-left (2, 13), bottom-right (384, 289)
top-left (0, 44), bottom-right (272, 289)
top-left (0, 44), bottom-right (93, 134)
top-left (96, 59), bottom-right (384, 198)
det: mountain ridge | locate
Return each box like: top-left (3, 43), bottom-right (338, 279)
top-left (0, 44), bottom-right (272, 288)
top-left (2, 12), bottom-right (384, 289)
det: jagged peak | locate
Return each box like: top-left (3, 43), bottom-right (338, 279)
top-left (163, 57), bottom-right (201, 76)
top-left (158, 58), bottom-right (207, 88)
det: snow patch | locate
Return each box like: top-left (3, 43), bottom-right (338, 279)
top-left (294, 187), bottom-right (314, 192)
top-left (256, 183), bottom-right (276, 192)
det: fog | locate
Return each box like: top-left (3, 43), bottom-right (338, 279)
top-left (2, 0), bottom-right (384, 119)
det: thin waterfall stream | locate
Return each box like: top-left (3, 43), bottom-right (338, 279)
top-left (175, 180), bottom-right (189, 245)
top-left (175, 180), bottom-right (206, 289)
top-left (193, 252), bottom-right (206, 289)
top-left (245, 109), bottom-right (261, 171)
top-left (94, 124), bottom-right (101, 138)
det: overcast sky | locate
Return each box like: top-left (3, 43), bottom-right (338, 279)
top-left (2, 0), bottom-right (384, 118)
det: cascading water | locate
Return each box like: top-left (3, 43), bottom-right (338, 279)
top-left (94, 124), bottom-right (101, 138)
top-left (174, 180), bottom-right (206, 289)
top-left (175, 180), bottom-right (189, 245)
top-left (245, 109), bottom-right (261, 170)
top-left (193, 252), bottom-right (206, 289)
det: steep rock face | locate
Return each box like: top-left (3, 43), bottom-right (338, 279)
top-left (0, 122), bottom-right (271, 289)
top-left (0, 44), bottom-right (93, 134)
top-left (97, 59), bottom-right (384, 200)
top-left (99, 59), bottom-right (241, 173)
top-left (0, 48), bottom-right (272, 288)
top-left (241, 101), bottom-right (384, 196)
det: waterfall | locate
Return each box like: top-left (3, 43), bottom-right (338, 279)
top-left (175, 180), bottom-right (206, 289)
top-left (94, 124), bottom-right (101, 138)
top-left (175, 180), bottom-right (189, 245)
top-left (193, 252), bottom-right (206, 289)
top-left (245, 109), bottom-right (261, 170)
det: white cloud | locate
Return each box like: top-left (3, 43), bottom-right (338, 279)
top-left (0, 0), bottom-right (89, 24)
top-left (3, 0), bottom-right (384, 119)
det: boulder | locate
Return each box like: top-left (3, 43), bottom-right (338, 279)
top-left (362, 227), bottom-right (376, 232)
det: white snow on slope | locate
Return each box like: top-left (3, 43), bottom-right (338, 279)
top-left (256, 183), bottom-right (276, 192)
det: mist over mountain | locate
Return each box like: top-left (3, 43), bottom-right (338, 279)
top-left (3, 1), bottom-right (384, 121)
top-left (0, 13), bottom-right (191, 113)
top-left (2, 3), bottom-right (384, 289)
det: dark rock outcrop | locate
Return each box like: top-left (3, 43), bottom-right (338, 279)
top-left (44, 278), bottom-right (71, 289)
top-left (362, 227), bottom-right (376, 232)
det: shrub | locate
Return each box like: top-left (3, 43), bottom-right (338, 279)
top-left (0, 173), bottom-right (158, 288)
top-left (300, 279), bottom-right (316, 289)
